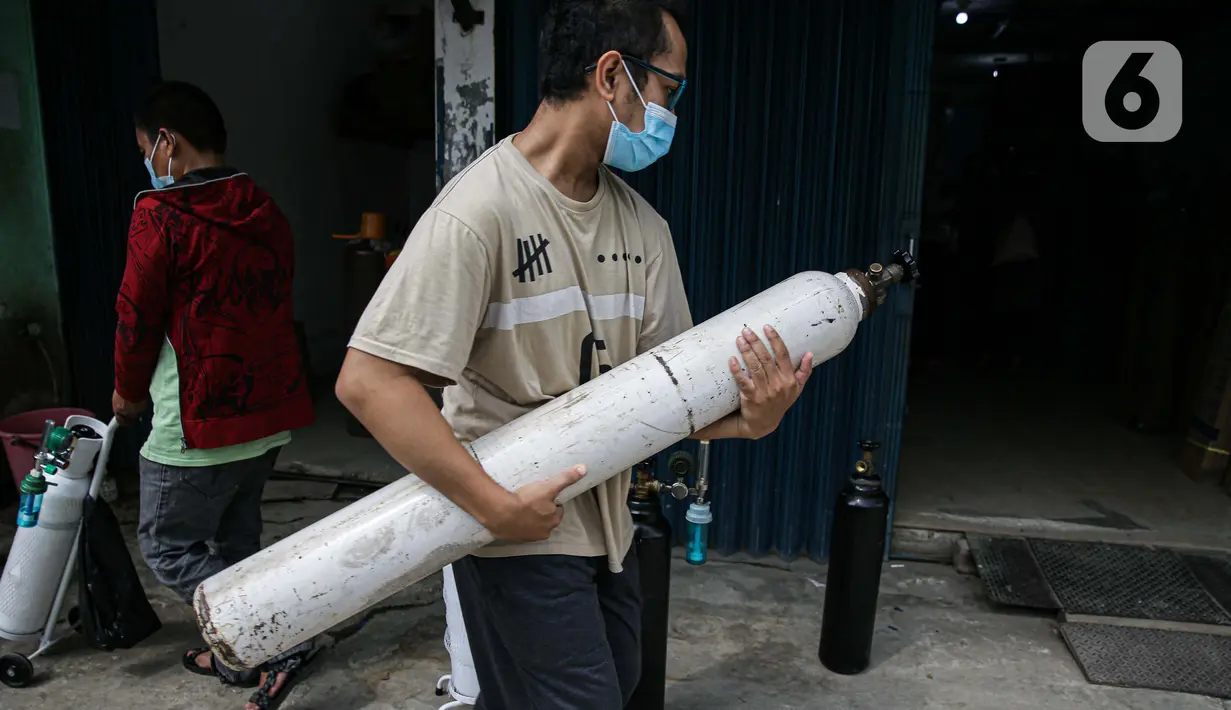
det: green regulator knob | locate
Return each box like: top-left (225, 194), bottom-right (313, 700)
top-left (46, 425), bottom-right (74, 453)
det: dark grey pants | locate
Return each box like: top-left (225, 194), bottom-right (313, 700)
top-left (137, 447), bottom-right (310, 680)
top-left (452, 549), bottom-right (642, 710)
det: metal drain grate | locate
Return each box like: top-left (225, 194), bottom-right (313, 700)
top-left (1028, 540), bottom-right (1231, 626)
top-left (1061, 622), bottom-right (1231, 699)
top-left (1181, 552), bottom-right (1231, 618)
top-left (967, 535), bottom-right (1058, 610)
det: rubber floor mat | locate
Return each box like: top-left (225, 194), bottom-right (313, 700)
top-left (1028, 540), bottom-right (1231, 626)
top-left (1061, 622), bottom-right (1231, 699)
top-left (967, 535), bottom-right (1059, 610)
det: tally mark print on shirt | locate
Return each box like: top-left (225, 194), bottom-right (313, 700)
top-left (513, 233), bottom-right (553, 283)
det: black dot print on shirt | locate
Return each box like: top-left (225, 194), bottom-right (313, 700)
top-left (596, 253), bottom-right (643, 264)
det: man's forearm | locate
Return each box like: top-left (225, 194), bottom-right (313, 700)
top-left (690, 413), bottom-right (747, 441)
top-left (113, 341), bottom-right (159, 404)
top-left (336, 351), bottom-right (512, 527)
top-left (115, 208), bottom-right (171, 402)
top-left (114, 296), bottom-right (164, 404)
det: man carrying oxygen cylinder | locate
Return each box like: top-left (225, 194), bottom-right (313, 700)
top-left (336, 2), bottom-right (814, 707)
top-left (112, 80), bottom-right (316, 710)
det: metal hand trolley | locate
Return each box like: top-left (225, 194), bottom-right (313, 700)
top-left (0, 415), bottom-right (118, 688)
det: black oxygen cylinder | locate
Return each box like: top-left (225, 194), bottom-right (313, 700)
top-left (342, 241), bottom-right (387, 328)
top-left (819, 440), bottom-right (890, 675)
top-left (627, 461), bottom-right (673, 710)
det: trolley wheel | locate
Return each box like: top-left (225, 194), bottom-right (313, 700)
top-left (0, 652), bottom-right (33, 688)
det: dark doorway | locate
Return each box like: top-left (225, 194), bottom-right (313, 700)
top-left (899, 0), bottom-right (1231, 549)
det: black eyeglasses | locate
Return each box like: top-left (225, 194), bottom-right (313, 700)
top-left (584, 55), bottom-right (688, 111)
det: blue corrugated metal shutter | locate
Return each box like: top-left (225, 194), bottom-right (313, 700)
top-left (496, 0), bottom-right (933, 561)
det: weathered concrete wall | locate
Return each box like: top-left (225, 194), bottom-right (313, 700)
top-left (435, 0), bottom-right (496, 188)
top-left (0, 0), bottom-right (65, 416)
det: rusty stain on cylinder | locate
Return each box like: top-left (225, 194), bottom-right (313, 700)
top-left (843, 269), bottom-right (875, 316)
top-left (195, 588), bottom-right (250, 670)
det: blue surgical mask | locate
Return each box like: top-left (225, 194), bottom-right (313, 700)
top-left (603, 61), bottom-right (677, 172)
top-left (144, 134), bottom-right (175, 189)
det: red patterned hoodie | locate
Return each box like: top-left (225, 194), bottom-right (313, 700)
top-left (114, 167), bottom-right (314, 449)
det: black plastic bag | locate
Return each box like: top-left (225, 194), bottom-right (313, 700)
top-left (75, 495), bottom-right (162, 650)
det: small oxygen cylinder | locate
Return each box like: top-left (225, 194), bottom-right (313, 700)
top-left (0, 416), bottom-right (103, 640)
top-left (333, 213), bottom-right (390, 438)
top-left (819, 440), bottom-right (890, 675)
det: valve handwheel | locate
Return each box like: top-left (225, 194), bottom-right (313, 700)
top-left (667, 450), bottom-right (695, 477)
top-left (891, 250), bottom-right (920, 283)
top-left (0, 652), bottom-right (33, 688)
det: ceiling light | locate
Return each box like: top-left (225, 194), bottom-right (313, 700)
top-left (956, 11), bottom-right (968, 24)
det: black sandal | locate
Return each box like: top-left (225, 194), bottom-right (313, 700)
top-left (246, 646), bottom-right (321, 710)
top-left (182, 648), bottom-right (260, 688)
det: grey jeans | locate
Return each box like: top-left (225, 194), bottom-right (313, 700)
top-left (137, 447), bottom-right (311, 680)
top-left (452, 549), bottom-right (642, 710)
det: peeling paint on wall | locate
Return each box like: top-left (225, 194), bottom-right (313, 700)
top-left (434, 0), bottom-right (496, 190)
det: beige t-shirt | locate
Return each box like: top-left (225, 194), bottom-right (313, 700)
top-left (348, 135), bottom-right (692, 572)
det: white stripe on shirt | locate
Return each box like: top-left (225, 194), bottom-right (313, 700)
top-left (481, 286), bottom-right (646, 331)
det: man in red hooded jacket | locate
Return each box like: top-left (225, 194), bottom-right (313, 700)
top-left (113, 81), bottom-right (315, 710)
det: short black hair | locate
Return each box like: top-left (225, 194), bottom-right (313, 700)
top-left (539, 0), bottom-right (688, 104)
top-left (135, 81), bottom-right (227, 154)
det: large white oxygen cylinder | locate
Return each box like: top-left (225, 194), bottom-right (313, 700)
top-left (438, 564), bottom-right (480, 705)
top-left (195, 259), bottom-right (915, 669)
top-left (0, 415), bottom-right (106, 640)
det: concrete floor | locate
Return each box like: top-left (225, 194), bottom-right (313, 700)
top-left (275, 396), bottom-right (404, 486)
top-left (2, 482), bottom-right (1228, 709)
top-left (897, 367), bottom-right (1231, 552)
